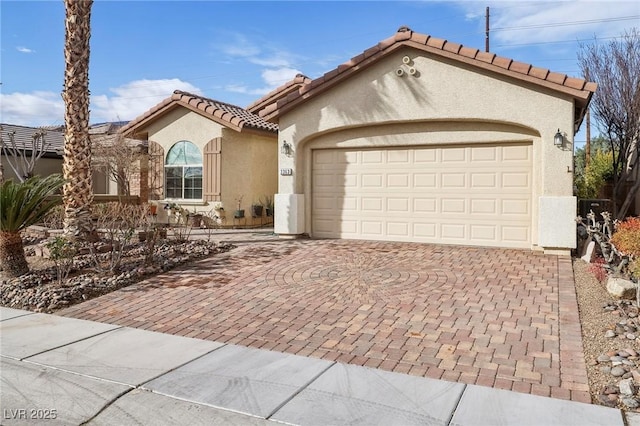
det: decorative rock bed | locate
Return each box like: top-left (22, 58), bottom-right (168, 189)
top-left (595, 300), bottom-right (640, 410)
top-left (1, 239), bottom-right (235, 313)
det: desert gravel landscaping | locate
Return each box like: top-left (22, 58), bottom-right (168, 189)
top-left (573, 258), bottom-right (640, 411)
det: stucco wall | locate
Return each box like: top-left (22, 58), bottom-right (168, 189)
top-left (139, 107), bottom-right (277, 224)
top-left (143, 108), bottom-right (224, 214)
top-left (1, 156), bottom-right (62, 181)
top-left (276, 47), bottom-right (578, 250)
top-left (220, 128), bottom-right (277, 225)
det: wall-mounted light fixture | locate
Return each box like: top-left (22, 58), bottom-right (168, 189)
top-left (281, 140), bottom-right (292, 156)
top-left (554, 129), bottom-right (564, 147)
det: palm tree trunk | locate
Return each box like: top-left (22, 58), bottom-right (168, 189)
top-left (0, 231), bottom-right (29, 277)
top-left (62, 0), bottom-right (96, 241)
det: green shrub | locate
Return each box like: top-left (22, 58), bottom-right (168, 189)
top-left (575, 150), bottom-right (614, 199)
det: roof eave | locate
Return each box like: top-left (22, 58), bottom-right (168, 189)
top-left (122, 100), bottom-right (277, 138)
top-left (263, 37), bottom-right (596, 121)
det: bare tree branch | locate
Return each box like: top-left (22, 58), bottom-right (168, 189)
top-left (578, 28), bottom-right (640, 219)
top-left (0, 126), bottom-right (51, 183)
top-left (92, 132), bottom-right (142, 197)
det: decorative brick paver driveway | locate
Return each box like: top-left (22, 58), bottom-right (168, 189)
top-left (58, 238), bottom-right (589, 402)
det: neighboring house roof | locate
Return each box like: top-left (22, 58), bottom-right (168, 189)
top-left (88, 121), bottom-right (147, 152)
top-left (120, 90), bottom-right (278, 138)
top-left (259, 26), bottom-right (597, 132)
top-left (246, 74), bottom-right (312, 116)
top-left (0, 123), bottom-right (64, 156)
top-left (89, 121), bottom-right (129, 135)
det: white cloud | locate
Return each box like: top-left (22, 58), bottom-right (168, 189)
top-left (224, 84), bottom-right (270, 96)
top-left (219, 33), bottom-right (261, 58)
top-left (0, 91), bottom-right (64, 126)
top-left (249, 52), bottom-right (297, 68)
top-left (213, 30), bottom-right (307, 96)
top-left (261, 67), bottom-right (301, 88)
top-left (459, 1), bottom-right (640, 46)
top-left (224, 67), bottom-right (300, 98)
top-left (90, 79), bottom-right (202, 123)
top-left (1, 79), bottom-right (202, 126)
top-left (16, 46), bottom-right (34, 53)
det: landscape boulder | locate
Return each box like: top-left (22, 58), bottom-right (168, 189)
top-left (607, 277), bottom-right (637, 300)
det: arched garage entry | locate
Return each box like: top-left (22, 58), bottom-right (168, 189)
top-left (306, 121), bottom-right (540, 249)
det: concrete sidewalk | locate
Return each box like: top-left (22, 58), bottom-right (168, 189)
top-left (0, 307), bottom-right (628, 426)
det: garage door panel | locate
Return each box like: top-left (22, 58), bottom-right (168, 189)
top-left (387, 222), bottom-right (410, 237)
top-left (442, 147), bottom-right (466, 162)
top-left (387, 174), bottom-right (410, 187)
top-left (441, 173), bottom-right (466, 188)
top-left (501, 226), bottom-right (530, 243)
top-left (314, 173), bottom-right (335, 188)
top-left (470, 225), bottom-right (497, 241)
top-left (341, 174), bottom-right (358, 187)
top-left (441, 199), bottom-right (466, 213)
top-left (361, 174), bottom-right (383, 187)
top-left (441, 224), bottom-right (466, 239)
top-left (360, 151), bottom-right (381, 163)
top-left (471, 173), bottom-right (497, 188)
top-left (388, 150), bottom-right (410, 163)
top-left (414, 222), bottom-right (437, 238)
top-left (471, 146), bottom-right (498, 161)
top-left (312, 144), bottom-right (532, 248)
top-left (502, 172), bottom-right (530, 188)
top-left (362, 221), bottom-right (383, 235)
top-left (340, 220), bottom-right (358, 234)
top-left (338, 196), bottom-right (358, 211)
top-left (414, 174), bottom-right (437, 187)
top-left (471, 199), bottom-right (497, 214)
top-left (362, 197), bottom-right (383, 212)
top-left (414, 198), bottom-right (437, 213)
top-left (501, 199), bottom-right (529, 215)
top-left (313, 196), bottom-right (335, 211)
top-left (502, 145), bottom-right (530, 161)
top-left (414, 149), bottom-right (437, 163)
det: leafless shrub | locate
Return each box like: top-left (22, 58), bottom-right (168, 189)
top-left (90, 202), bottom-right (141, 274)
top-left (41, 205), bottom-right (65, 229)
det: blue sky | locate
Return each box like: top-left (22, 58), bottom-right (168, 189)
top-left (1, 0), bottom-right (639, 146)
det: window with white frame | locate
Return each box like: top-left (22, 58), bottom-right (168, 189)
top-left (165, 141), bottom-right (203, 200)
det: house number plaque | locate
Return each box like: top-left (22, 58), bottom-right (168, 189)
top-left (280, 168), bottom-right (293, 176)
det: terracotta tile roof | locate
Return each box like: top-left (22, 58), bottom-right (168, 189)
top-left (120, 90), bottom-right (278, 138)
top-left (0, 123), bottom-right (64, 156)
top-left (246, 74), bottom-right (312, 116)
top-left (259, 26), bottom-right (596, 131)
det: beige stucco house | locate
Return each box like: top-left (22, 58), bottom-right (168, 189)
top-left (120, 91), bottom-right (278, 225)
top-left (257, 27), bottom-right (598, 254)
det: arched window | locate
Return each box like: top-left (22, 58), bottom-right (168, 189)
top-left (165, 141), bottom-right (203, 199)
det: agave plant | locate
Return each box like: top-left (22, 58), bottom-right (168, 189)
top-left (0, 174), bottom-right (64, 277)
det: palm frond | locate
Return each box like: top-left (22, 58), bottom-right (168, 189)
top-left (0, 174), bottom-right (65, 232)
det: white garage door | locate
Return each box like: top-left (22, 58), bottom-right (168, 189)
top-left (312, 143), bottom-right (532, 248)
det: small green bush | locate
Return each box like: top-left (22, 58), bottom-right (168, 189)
top-left (575, 150), bottom-right (614, 199)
